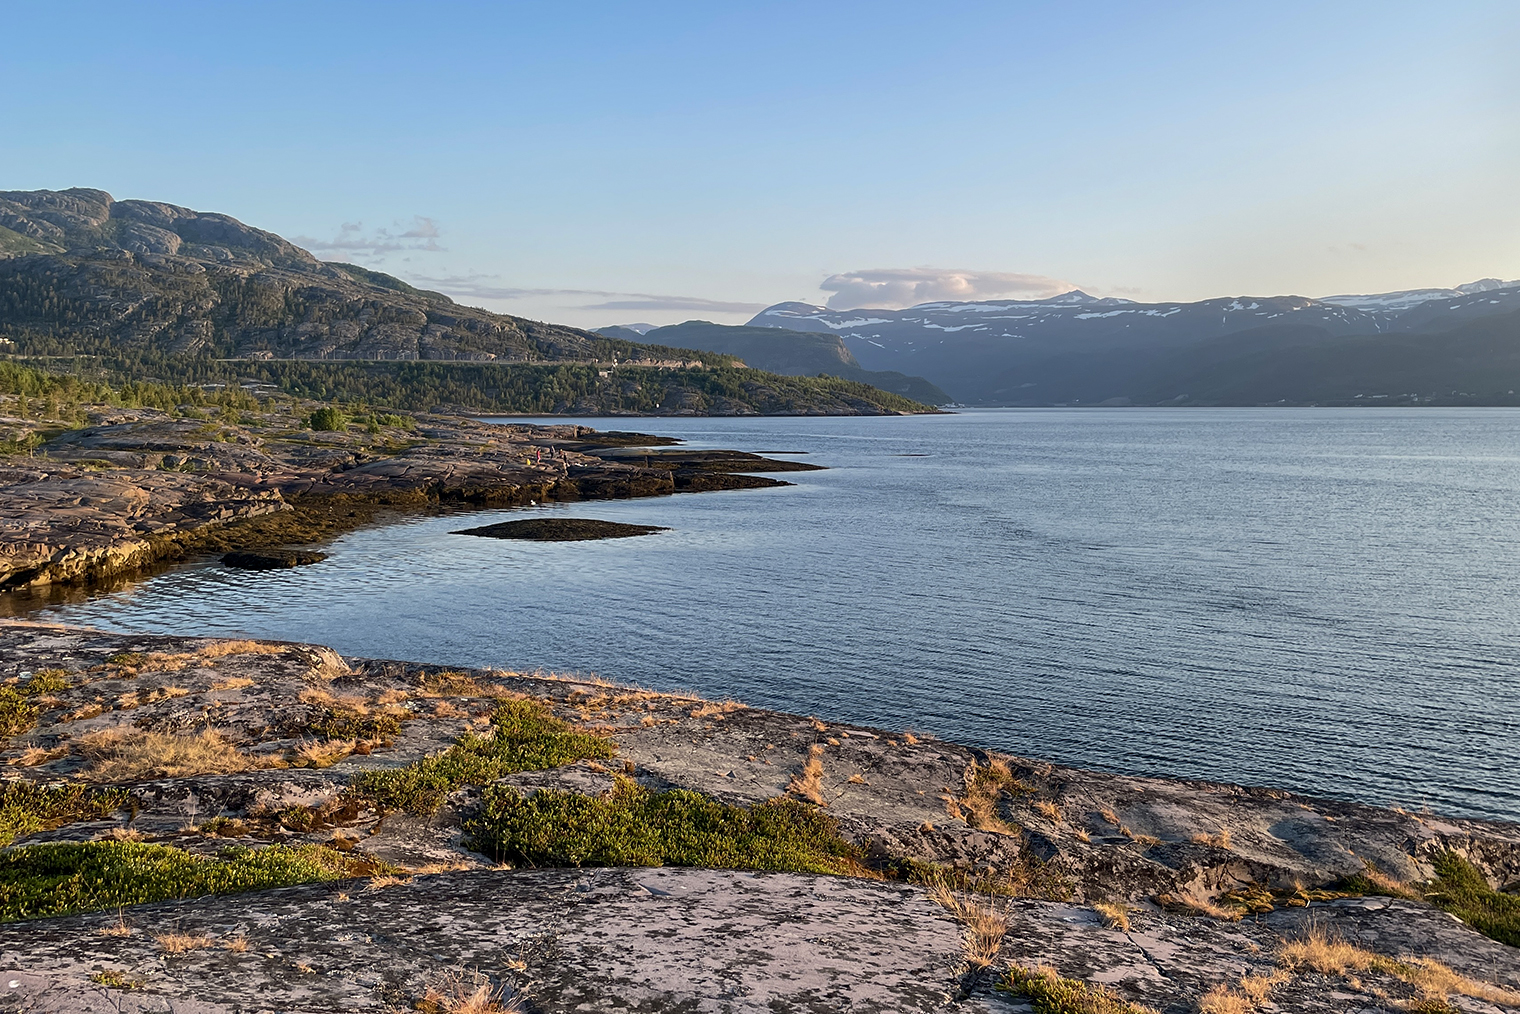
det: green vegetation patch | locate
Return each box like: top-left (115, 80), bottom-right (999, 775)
top-left (0, 782), bottom-right (128, 847)
top-left (0, 841), bottom-right (389, 922)
top-left (1425, 852), bottom-right (1520, 947)
top-left (0, 668), bottom-right (74, 737)
top-left (999, 965), bottom-right (1158, 1014)
top-left (465, 777), bottom-right (867, 876)
top-left (307, 406), bottom-right (349, 431)
top-left (349, 698), bottom-right (614, 815)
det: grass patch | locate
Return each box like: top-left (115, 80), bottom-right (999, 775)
top-left (1279, 923), bottom-right (1520, 1006)
top-left (999, 965), bottom-right (1159, 1013)
top-left (1424, 851), bottom-right (1520, 947)
top-left (0, 781), bottom-right (127, 847)
top-left (78, 728), bottom-right (251, 782)
top-left (350, 698), bottom-right (613, 815)
top-left (0, 841), bottom-right (393, 921)
top-left (0, 669), bottom-right (73, 737)
top-left (465, 776), bottom-right (868, 876)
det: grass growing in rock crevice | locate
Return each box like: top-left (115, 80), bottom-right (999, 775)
top-left (465, 776), bottom-right (869, 876)
top-left (0, 781), bottom-right (127, 847)
top-left (999, 965), bottom-right (1159, 1014)
top-left (1424, 852), bottom-right (1520, 947)
top-left (0, 668), bottom-right (72, 737)
top-left (0, 841), bottom-right (393, 922)
top-left (350, 698), bottom-right (614, 815)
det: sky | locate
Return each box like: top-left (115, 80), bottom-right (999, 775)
top-left (3, 1), bottom-right (1517, 327)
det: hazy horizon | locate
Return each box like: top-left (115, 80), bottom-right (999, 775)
top-left (5, 1), bottom-right (1517, 328)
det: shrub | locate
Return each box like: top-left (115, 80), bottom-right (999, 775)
top-left (0, 781), bottom-right (127, 847)
top-left (349, 698), bottom-right (614, 815)
top-left (1425, 852), bottom-right (1520, 947)
top-left (307, 407), bottom-right (349, 431)
top-left (465, 776), bottom-right (867, 876)
top-left (0, 841), bottom-right (391, 921)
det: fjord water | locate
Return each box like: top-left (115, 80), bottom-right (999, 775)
top-left (23, 409), bottom-right (1520, 822)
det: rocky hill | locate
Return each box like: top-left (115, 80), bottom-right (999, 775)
top-left (0, 189), bottom-right (934, 414)
top-left (750, 282), bottom-right (1520, 405)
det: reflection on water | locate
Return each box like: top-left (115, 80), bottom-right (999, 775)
top-left (12, 408), bottom-right (1520, 822)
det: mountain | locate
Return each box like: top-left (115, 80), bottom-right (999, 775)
top-left (748, 283), bottom-right (1520, 405)
top-left (0, 189), bottom-right (934, 415)
top-left (0, 188), bottom-right (671, 363)
top-left (596, 320), bottom-right (951, 404)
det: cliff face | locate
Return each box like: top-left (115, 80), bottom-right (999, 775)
top-left (0, 189), bottom-right (652, 363)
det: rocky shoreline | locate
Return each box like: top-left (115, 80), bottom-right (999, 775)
top-left (0, 624), bottom-right (1513, 1012)
top-left (0, 403), bottom-right (817, 593)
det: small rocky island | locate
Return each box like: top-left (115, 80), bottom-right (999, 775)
top-left (453, 518), bottom-right (669, 541)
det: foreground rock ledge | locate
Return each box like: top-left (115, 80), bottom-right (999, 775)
top-left (0, 623), bottom-right (1516, 1012)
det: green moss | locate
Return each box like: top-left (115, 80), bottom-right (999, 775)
top-left (302, 709), bottom-right (402, 742)
top-left (0, 782), bottom-right (127, 847)
top-left (1425, 852), bottom-right (1520, 947)
top-left (999, 965), bottom-right (1157, 1014)
top-left (465, 776), bottom-right (867, 876)
top-left (349, 698), bottom-right (614, 815)
top-left (0, 841), bottom-right (389, 922)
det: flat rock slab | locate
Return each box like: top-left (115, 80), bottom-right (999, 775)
top-left (220, 550), bottom-right (328, 570)
top-left (0, 868), bottom-right (963, 1013)
top-left (451, 518), bottom-right (669, 541)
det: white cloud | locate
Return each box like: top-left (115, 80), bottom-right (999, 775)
top-left (819, 267), bottom-right (1076, 310)
top-left (294, 216), bottom-right (445, 260)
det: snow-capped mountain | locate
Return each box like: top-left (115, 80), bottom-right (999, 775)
top-left (745, 281), bottom-right (1520, 404)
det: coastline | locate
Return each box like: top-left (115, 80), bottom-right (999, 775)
top-left (0, 403), bottom-right (816, 594)
top-left (0, 623), bottom-right (1515, 1010)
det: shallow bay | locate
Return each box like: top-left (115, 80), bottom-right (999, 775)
top-left (18, 408), bottom-right (1520, 822)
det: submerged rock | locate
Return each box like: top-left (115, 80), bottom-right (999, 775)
top-left (220, 549), bottom-right (328, 570)
top-left (451, 518), bottom-right (669, 541)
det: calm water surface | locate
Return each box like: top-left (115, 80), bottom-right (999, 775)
top-left (15, 409), bottom-right (1520, 821)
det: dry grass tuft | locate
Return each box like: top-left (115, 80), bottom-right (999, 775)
top-left (1093, 900), bottom-right (1131, 932)
top-left (689, 700), bottom-right (745, 719)
top-left (210, 677), bottom-right (255, 691)
top-left (292, 739), bottom-right (357, 769)
top-left (417, 970), bottom-right (524, 1014)
top-left (952, 758), bottom-right (1019, 833)
top-left (1192, 828), bottom-right (1233, 849)
top-left (154, 931), bottom-right (215, 953)
top-left (787, 744), bottom-right (827, 805)
top-left (366, 875), bottom-right (412, 891)
top-left (80, 728), bottom-right (251, 782)
top-left (224, 936), bottom-right (249, 953)
top-left (926, 879), bottom-right (1010, 969)
top-left (1034, 799), bottom-right (1063, 823)
top-left (902, 730), bottom-right (920, 745)
top-left (1198, 969), bottom-right (1291, 1013)
top-left (1278, 925), bottom-right (1520, 1006)
top-left (9, 745), bottom-right (69, 767)
top-left (105, 826), bottom-right (146, 842)
top-left (97, 911), bottom-right (132, 937)
top-left (1099, 807), bottom-right (1120, 825)
top-left (1155, 892), bottom-right (1242, 922)
top-left (198, 640), bottom-right (287, 659)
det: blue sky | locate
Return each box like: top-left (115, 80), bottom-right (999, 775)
top-left (3, 1), bottom-right (1516, 326)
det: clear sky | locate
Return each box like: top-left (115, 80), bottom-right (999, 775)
top-left (4, 1), bottom-right (1517, 327)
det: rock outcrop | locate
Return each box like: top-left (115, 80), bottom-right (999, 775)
top-left (0, 625), bottom-right (1514, 1012)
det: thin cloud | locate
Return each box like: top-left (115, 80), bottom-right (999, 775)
top-left (820, 267), bottom-right (1076, 310)
top-left (295, 216), bottom-right (445, 259)
top-left (413, 274), bottom-right (765, 314)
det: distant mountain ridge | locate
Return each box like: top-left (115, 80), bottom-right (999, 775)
top-left (597, 320), bottom-right (950, 405)
top-left (747, 281), bottom-right (1520, 405)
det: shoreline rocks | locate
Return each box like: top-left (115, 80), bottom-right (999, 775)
top-left (451, 518), bottom-right (669, 541)
top-left (0, 624), bottom-right (1515, 1011)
